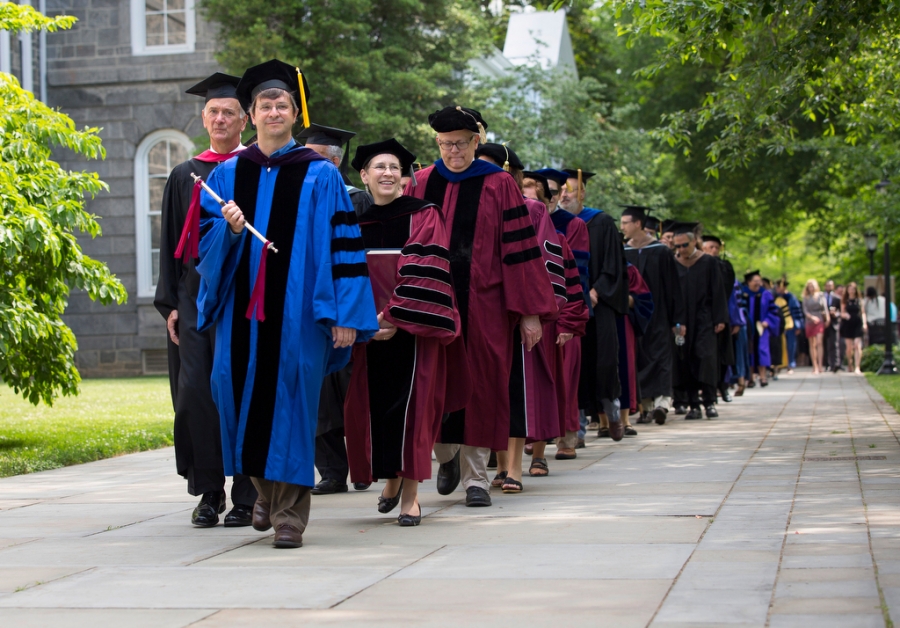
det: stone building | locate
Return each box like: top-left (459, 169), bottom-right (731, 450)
top-left (3, 0), bottom-right (221, 376)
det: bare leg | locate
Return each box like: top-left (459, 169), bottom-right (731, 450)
top-left (532, 441), bottom-right (547, 460)
top-left (854, 338), bottom-right (863, 373)
top-left (810, 336), bottom-right (819, 373)
top-left (844, 338), bottom-right (854, 371)
top-left (506, 437), bottom-right (525, 483)
top-left (399, 479), bottom-right (419, 516)
top-left (381, 477), bottom-right (402, 501)
top-left (758, 365), bottom-right (768, 383)
top-left (620, 408), bottom-right (630, 426)
top-left (496, 450), bottom-right (509, 475)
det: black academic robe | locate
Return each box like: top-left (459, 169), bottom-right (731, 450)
top-left (579, 210), bottom-right (629, 412)
top-left (716, 258), bottom-right (736, 367)
top-left (673, 254), bottom-right (729, 387)
top-left (153, 158), bottom-right (222, 477)
top-left (624, 241), bottom-right (685, 400)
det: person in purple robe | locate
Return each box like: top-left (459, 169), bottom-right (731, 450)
top-left (742, 271), bottom-right (781, 387)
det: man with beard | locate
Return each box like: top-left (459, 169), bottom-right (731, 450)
top-left (154, 72), bottom-right (258, 527)
top-left (620, 206), bottom-right (685, 425)
top-left (671, 223), bottom-right (728, 420)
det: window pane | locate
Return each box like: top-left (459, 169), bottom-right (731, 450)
top-left (150, 214), bottom-right (162, 249)
top-left (147, 142), bottom-right (168, 175)
top-left (166, 13), bottom-right (186, 45)
top-left (145, 13), bottom-right (164, 47)
top-left (146, 0), bottom-right (164, 11)
top-left (169, 140), bottom-right (189, 165)
top-left (148, 177), bottom-right (166, 214)
top-left (151, 250), bottom-right (160, 286)
top-left (167, 0), bottom-right (185, 11)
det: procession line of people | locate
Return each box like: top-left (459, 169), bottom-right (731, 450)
top-left (155, 60), bottom-right (769, 549)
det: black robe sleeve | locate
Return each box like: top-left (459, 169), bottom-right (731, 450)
top-left (710, 257), bottom-right (729, 327)
top-left (662, 247), bottom-right (686, 327)
top-left (588, 213), bottom-right (629, 316)
top-left (153, 164), bottom-right (189, 321)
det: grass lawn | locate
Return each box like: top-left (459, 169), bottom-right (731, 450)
top-left (866, 373), bottom-right (900, 413)
top-left (0, 377), bottom-right (173, 478)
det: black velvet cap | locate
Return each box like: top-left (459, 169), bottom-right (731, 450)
top-left (702, 235), bottom-right (723, 246)
top-left (351, 138), bottom-right (416, 172)
top-left (744, 269), bottom-right (761, 283)
top-left (562, 168), bottom-right (596, 183)
top-left (670, 221), bottom-right (700, 235)
top-left (298, 123), bottom-right (356, 147)
top-left (186, 72), bottom-right (241, 102)
top-left (236, 59), bottom-right (311, 112)
top-left (523, 171), bottom-right (552, 200)
top-left (428, 106), bottom-right (488, 133)
top-left (535, 168), bottom-right (570, 187)
top-left (475, 143), bottom-right (524, 170)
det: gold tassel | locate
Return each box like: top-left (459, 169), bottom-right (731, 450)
top-left (296, 67), bottom-right (310, 129)
top-left (456, 106), bottom-right (487, 143)
top-left (502, 142), bottom-right (510, 172)
top-left (577, 168), bottom-right (582, 197)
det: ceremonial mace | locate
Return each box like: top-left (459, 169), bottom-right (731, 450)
top-left (190, 173), bottom-right (278, 254)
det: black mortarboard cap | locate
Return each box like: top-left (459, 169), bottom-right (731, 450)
top-left (661, 219), bottom-right (676, 234)
top-left (523, 171), bottom-right (551, 200)
top-left (744, 269), bottom-right (761, 283)
top-left (702, 235), bottom-right (722, 245)
top-left (671, 221), bottom-right (700, 235)
top-left (411, 162), bottom-right (424, 172)
top-left (351, 138), bottom-right (416, 172)
top-left (620, 205), bottom-right (652, 221)
top-left (475, 143), bottom-right (523, 170)
top-left (562, 168), bottom-right (596, 185)
top-left (535, 168), bottom-right (569, 187)
top-left (236, 59), bottom-right (311, 113)
top-left (644, 216), bottom-right (661, 231)
top-left (186, 72), bottom-right (241, 102)
top-left (298, 123), bottom-right (356, 175)
top-left (428, 106), bottom-right (488, 134)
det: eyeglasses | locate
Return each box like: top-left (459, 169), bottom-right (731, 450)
top-left (675, 242), bottom-right (692, 249)
top-left (255, 102), bottom-right (292, 114)
top-left (436, 137), bottom-right (476, 151)
top-left (548, 189), bottom-right (559, 197)
top-left (369, 164), bottom-right (401, 174)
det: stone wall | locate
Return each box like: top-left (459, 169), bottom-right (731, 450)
top-left (44, 0), bottom-right (221, 376)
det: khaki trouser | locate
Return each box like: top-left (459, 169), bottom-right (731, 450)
top-left (641, 396), bottom-right (671, 412)
top-left (557, 430), bottom-right (579, 449)
top-left (433, 443), bottom-right (490, 491)
top-left (251, 477), bottom-right (311, 532)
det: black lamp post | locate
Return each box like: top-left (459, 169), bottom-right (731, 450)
top-left (865, 232), bottom-right (878, 275)
top-left (876, 179), bottom-right (897, 375)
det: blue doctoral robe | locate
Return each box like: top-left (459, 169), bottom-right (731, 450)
top-left (196, 142), bottom-right (378, 487)
top-left (744, 286), bottom-right (781, 368)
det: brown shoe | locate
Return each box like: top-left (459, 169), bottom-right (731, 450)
top-left (273, 523), bottom-right (303, 548)
top-left (555, 448), bottom-right (577, 460)
top-left (609, 421), bottom-right (624, 442)
top-left (252, 499), bottom-right (271, 532)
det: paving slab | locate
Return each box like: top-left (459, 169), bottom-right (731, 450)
top-left (0, 369), bottom-right (897, 626)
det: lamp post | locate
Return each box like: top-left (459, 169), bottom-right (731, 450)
top-left (876, 179), bottom-right (897, 375)
top-left (865, 232), bottom-right (878, 275)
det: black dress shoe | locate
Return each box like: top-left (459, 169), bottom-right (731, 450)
top-left (674, 405), bottom-right (688, 415)
top-left (378, 480), bottom-right (403, 514)
top-left (437, 450), bottom-right (461, 495)
top-left (721, 389), bottom-right (733, 402)
top-left (398, 502), bottom-right (422, 527)
top-left (597, 427), bottom-right (610, 438)
top-left (465, 486), bottom-right (492, 507)
top-left (353, 482), bottom-right (372, 491)
top-left (191, 491), bottom-right (226, 527)
top-left (223, 504), bottom-right (253, 527)
top-left (624, 426), bottom-right (638, 436)
top-left (311, 478), bottom-right (349, 495)
top-left (685, 408), bottom-right (703, 420)
top-left (652, 407), bottom-right (667, 425)
top-left (705, 405), bottom-right (719, 418)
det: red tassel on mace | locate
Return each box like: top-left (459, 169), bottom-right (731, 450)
top-left (173, 180), bottom-right (202, 261)
top-left (245, 242), bottom-right (271, 322)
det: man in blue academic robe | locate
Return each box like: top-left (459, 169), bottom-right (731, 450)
top-left (196, 60), bottom-right (378, 548)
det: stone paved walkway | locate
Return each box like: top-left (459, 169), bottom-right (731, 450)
top-left (0, 369), bottom-right (898, 627)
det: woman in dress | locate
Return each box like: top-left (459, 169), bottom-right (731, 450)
top-left (802, 279), bottom-right (829, 374)
top-left (840, 281), bottom-right (866, 373)
top-left (343, 139), bottom-right (468, 526)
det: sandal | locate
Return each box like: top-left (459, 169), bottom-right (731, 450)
top-left (501, 477), bottom-right (523, 494)
top-left (490, 471), bottom-right (508, 487)
top-left (529, 457), bottom-right (549, 477)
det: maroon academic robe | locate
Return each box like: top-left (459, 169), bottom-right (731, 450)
top-left (405, 161), bottom-right (557, 451)
top-left (344, 196), bottom-right (469, 483)
top-left (555, 238), bottom-right (590, 435)
top-left (515, 198), bottom-right (563, 443)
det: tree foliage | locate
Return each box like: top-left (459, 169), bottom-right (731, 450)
top-left (1, 4), bottom-right (127, 405)
top-left (200, 0), bottom-right (494, 159)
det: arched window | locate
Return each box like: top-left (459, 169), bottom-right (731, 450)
top-left (134, 129), bottom-right (193, 298)
top-left (130, 0), bottom-right (196, 56)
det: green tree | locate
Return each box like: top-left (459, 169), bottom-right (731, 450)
top-left (1, 3), bottom-right (127, 405)
top-left (200, 0), bottom-right (495, 160)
